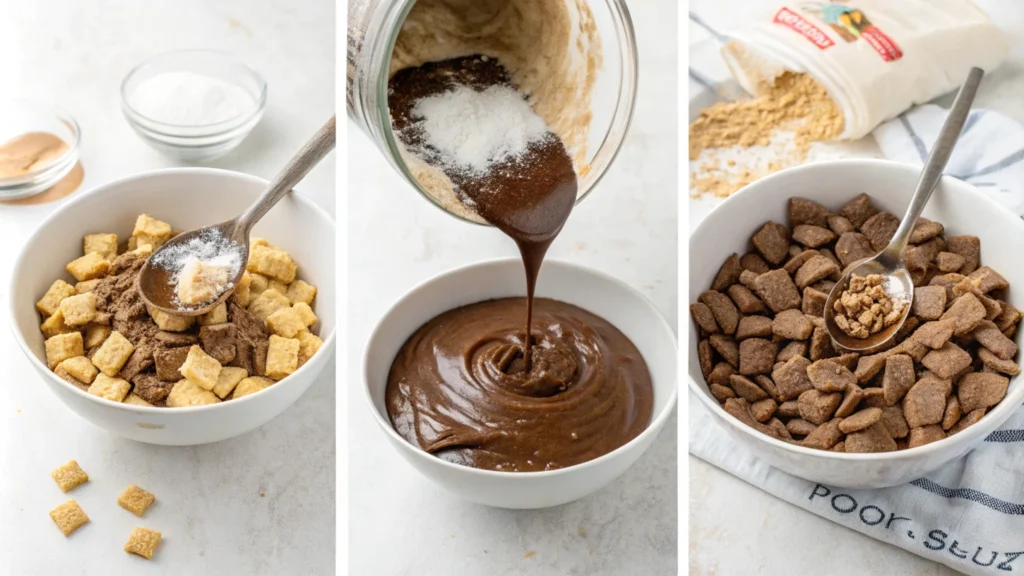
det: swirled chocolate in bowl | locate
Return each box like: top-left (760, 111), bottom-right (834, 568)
top-left (386, 297), bottom-right (654, 472)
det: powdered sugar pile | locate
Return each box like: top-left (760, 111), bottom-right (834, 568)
top-left (150, 228), bottom-right (245, 307)
top-left (408, 84), bottom-right (550, 175)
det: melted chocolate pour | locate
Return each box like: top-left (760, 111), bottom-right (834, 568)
top-left (388, 55), bottom-right (578, 368)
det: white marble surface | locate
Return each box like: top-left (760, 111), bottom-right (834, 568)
top-left (688, 1), bottom-right (1024, 574)
top-left (346, 1), bottom-right (678, 574)
top-left (0, 1), bottom-right (336, 574)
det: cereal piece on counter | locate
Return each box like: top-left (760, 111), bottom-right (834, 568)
top-left (945, 235), bottom-right (980, 275)
top-left (247, 244), bottom-right (297, 283)
top-left (248, 289), bottom-right (291, 322)
top-left (266, 335), bottom-right (299, 380)
top-left (791, 225), bottom-right (836, 248)
top-left (958, 372), bottom-right (1009, 413)
top-left (198, 303), bottom-right (228, 326)
top-left (83, 233), bottom-right (118, 261)
top-left (839, 193), bottom-right (879, 229)
top-left (212, 366), bottom-right (248, 399)
top-left (50, 500), bottom-right (89, 536)
top-left (40, 310), bottom-right (77, 339)
top-left (689, 302), bottom-right (719, 334)
top-left (903, 376), bottom-right (952, 428)
top-left (788, 198), bottom-right (829, 227)
top-left (940, 293), bottom-right (986, 336)
top-left (232, 376), bottom-right (273, 399)
top-left (132, 214), bottom-right (172, 247)
top-left (124, 527), bottom-right (162, 560)
top-left (806, 359), bottom-right (855, 393)
top-left (908, 425), bottom-right (946, 448)
top-left (736, 316), bottom-right (772, 340)
top-left (727, 284), bottom-right (765, 314)
top-left (266, 307), bottom-right (306, 338)
top-left (286, 280), bottom-right (317, 306)
top-left (84, 324), bottom-right (112, 349)
top-left (166, 379), bottom-right (220, 407)
top-left (123, 393), bottom-right (153, 407)
top-left (91, 331), bottom-right (135, 377)
top-left (753, 269), bottom-right (801, 314)
top-left (88, 373), bottom-right (131, 402)
top-left (66, 252), bottom-right (110, 282)
top-left (117, 484), bottom-right (156, 517)
top-left (51, 460), bottom-right (89, 492)
top-left (772, 309), bottom-right (813, 340)
top-left (57, 356), bottom-right (98, 385)
top-left (751, 222), bottom-right (790, 265)
top-left (199, 323), bottom-right (237, 365)
top-left (935, 252), bottom-right (965, 273)
top-left (146, 304), bottom-right (195, 332)
top-left (296, 330), bottom-right (323, 366)
top-left (911, 285), bottom-right (947, 321)
top-left (709, 334), bottom-right (739, 369)
top-left (738, 338), bottom-right (776, 376)
top-left (234, 271), bottom-right (253, 308)
top-left (178, 346), bottom-right (222, 391)
top-left (772, 356), bottom-right (813, 401)
top-left (36, 280), bottom-right (77, 317)
top-left (59, 292), bottom-right (98, 327)
top-left (845, 422), bottom-right (897, 453)
top-left (45, 332), bottom-right (84, 369)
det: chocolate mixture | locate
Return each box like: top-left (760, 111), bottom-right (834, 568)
top-left (386, 298), bottom-right (653, 471)
top-left (385, 56), bottom-right (653, 471)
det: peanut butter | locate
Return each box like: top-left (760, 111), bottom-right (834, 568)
top-left (0, 132), bottom-right (69, 178)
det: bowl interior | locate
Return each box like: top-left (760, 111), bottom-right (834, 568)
top-left (10, 168), bottom-right (335, 406)
top-left (365, 258), bottom-right (677, 466)
top-left (688, 159), bottom-right (1024, 455)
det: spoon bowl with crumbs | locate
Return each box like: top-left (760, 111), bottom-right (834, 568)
top-left (824, 69), bottom-right (982, 353)
top-left (138, 115), bottom-right (335, 316)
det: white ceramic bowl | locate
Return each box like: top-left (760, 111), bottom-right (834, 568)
top-left (364, 259), bottom-right (677, 509)
top-left (9, 168), bottom-right (335, 445)
top-left (689, 159), bottom-right (1024, 489)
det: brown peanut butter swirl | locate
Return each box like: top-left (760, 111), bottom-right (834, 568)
top-left (386, 297), bottom-right (654, 472)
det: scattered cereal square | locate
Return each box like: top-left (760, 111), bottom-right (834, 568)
top-left (248, 289), bottom-right (290, 321)
top-left (57, 356), bottom-right (99, 384)
top-left (166, 379), bottom-right (221, 407)
top-left (66, 252), bottom-right (110, 282)
top-left (40, 310), bottom-right (77, 339)
top-left (212, 366), bottom-right (248, 399)
top-left (36, 279), bottom-right (77, 317)
top-left (124, 527), bottom-right (162, 560)
top-left (59, 292), bottom-right (98, 327)
top-left (266, 307), bottom-right (306, 338)
top-left (50, 500), bottom-right (89, 536)
top-left (297, 330), bottom-right (323, 366)
top-left (247, 244), bottom-right (297, 283)
top-left (292, 302), bottom-right (318, 327)
top-left (83, 233), bottom-right (118, 261)
top-left (117, 484), bottom-right (156, 517)
top-left (146, 304), bottom-right (195, 332)
top-left (88, 373), bottom-right (131, 402)
top-left (91, 331), bottom-right (136, 377)
top-left (266, 335), bottom-right (299, 380)
top-left (286, 280), bottom-right (317, 306)
top-left (45, 332), bottom-right (84, 369)
top-left (51, 460), bottom-right (89, 493)
top-left (232, 376), bottom-right (273, 399)
top-left (179, 345), bottom-right (223, 391)
top-left (198, 303), bottom-right (228, 326)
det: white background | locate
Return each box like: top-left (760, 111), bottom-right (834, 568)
top-left (0, 1), bottom-right (336, 574)
top-left (688, 1), bottom-right (1024, 575)
top-left (346, 1), bottom-right (679, 574)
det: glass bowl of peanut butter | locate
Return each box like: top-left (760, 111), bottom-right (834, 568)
top-left (0, 100), bottom-right (81, 201)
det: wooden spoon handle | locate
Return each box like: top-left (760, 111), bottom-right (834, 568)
top-left (237, 115), bottom-right (337, 234)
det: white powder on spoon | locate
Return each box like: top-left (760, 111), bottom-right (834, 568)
top-left (408, 84), bottom-right (550, 175)
top-left (150, 228), bottom-right (245, 308)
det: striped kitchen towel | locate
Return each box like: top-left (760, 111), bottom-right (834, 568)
top-left (690, 396), bottom-right (1024, 576)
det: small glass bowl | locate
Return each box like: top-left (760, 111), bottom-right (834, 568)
top-left (121, 50), bottom-right (267, 162)
top-left (0, 101), bottom-right (81, 200)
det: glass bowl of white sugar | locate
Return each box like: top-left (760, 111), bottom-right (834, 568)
top-left (121, 50), bottom-right (266, 162)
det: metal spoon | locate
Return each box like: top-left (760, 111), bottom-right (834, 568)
top-left (824, 68), bottom-right (983, 354)
top-left (138, 115), bottom-right (336, 316)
